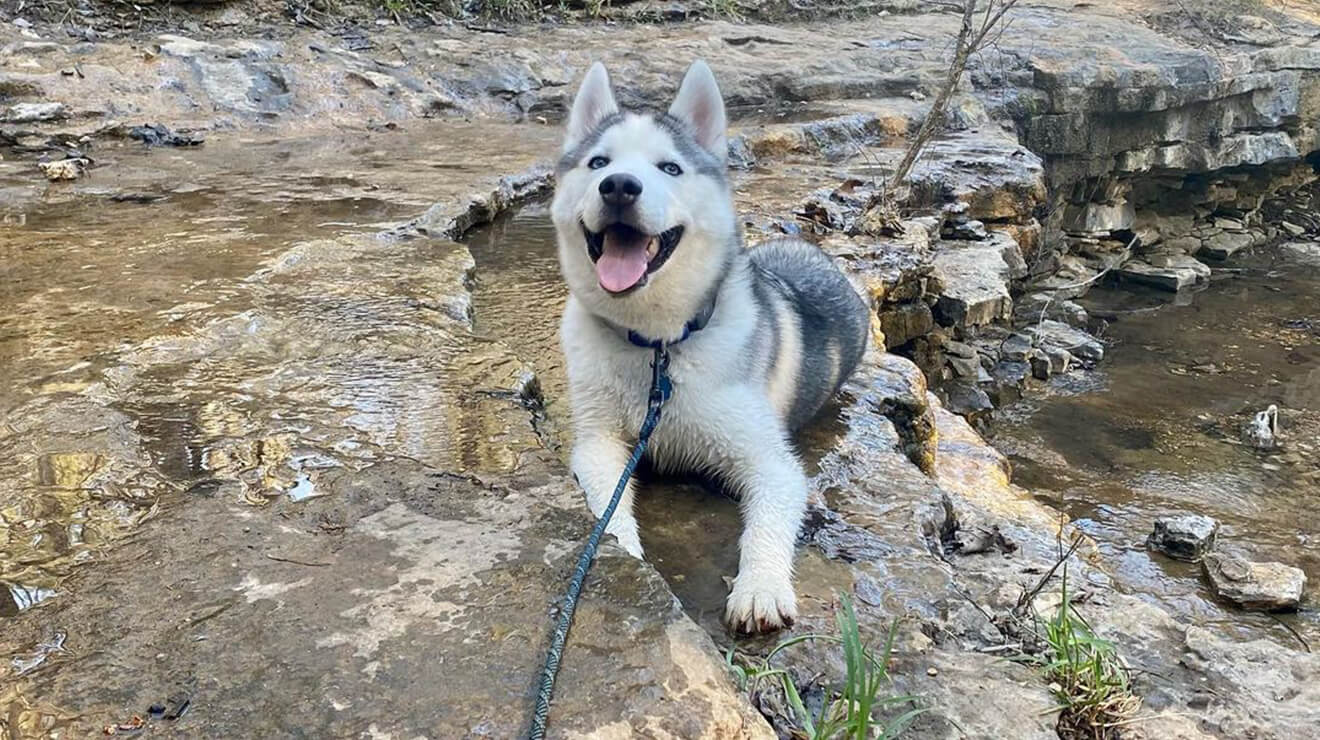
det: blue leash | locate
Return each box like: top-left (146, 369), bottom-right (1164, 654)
top-left (528, 344), bottom-right (673, 740)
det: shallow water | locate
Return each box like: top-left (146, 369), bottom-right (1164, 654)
top-left (0, 127), bottom-right (548, 613)
top-left (993, 246), bottom-right (1320, 648)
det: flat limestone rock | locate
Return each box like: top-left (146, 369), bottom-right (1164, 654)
top-left (1025, 320), bottom-right (1104, 364)
top-left (1118, 253), bottom-right (1211, 291)
top-left (1199, 231), bottom-right (1254, 260)
top-left (1203, 552), bottom-right (1306, 611)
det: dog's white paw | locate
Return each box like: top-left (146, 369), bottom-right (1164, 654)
top-left (724, 573), bottom-right (797, 635)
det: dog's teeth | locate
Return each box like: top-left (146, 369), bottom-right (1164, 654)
top-left (646, 238), bottom-right (659, 259)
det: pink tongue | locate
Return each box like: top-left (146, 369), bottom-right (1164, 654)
top-left (596, 231), bottom-right (651, 293)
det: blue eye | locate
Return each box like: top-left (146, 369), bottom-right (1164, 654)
top-left (588, 156), bottom-right (610, 169)
top-left (658, 162), bottom-right (683, 176)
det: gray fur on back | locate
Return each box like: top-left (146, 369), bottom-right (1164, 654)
top-left (749, 238), bottom-right (870, 430)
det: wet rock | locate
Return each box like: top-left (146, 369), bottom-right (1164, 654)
top-left (1160, 235), bottom-right (1203, 254)
top-left (859, 350), bottom-right (938, 474)
top-left (1147, 514), bottom-right (1219, 562)
top-left (129, 123), bottom-right (205, 147)
top-left (1029, 353), bottom-right (1052, 380)
top-left (1117, 253), bottom-right (1210, 292)
top-left (877, 301), bottom-right (934, 349)
top-left (1241, 404), bottom-right (1280, 450)
top-left (1202, 552), bottom-right (1306, 611)
top-left (906, 130), bottom-right (1046, 222)
top-left (946, 350), bottom-right (983, 381)
top-left (1025, 320), bottom-right (1103, 364)
top-left (1043, 346), bottom-right (1073, 375)
top-left (38, 158), bottom-right (88, 181)
top-left (1064, 200), bottom-right (1134, 234)
top-left (1281, 241), bottom-right (1320, 267)
top-left (998, 332), bottom-right (1033, 363)
top-left (4, 102), bottom-right (68, 123)
top-left (1199, 231), bottom-right (1254, 260)
top-left (944, 219), bottom-right (988, 240)
top-left (941, 382), bottom-right (993, 427)
top-left (931, 233), bottom-right (1024, 328)
top-left (989, 360), bottom-right (1030, 402)
top-left (1027, 255), bottom-right (1104, 300)
top-left (1013, 293), bottom-right (1089, 328)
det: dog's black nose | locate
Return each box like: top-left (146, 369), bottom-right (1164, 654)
top-left (598, 173), bottom-right (642, 207)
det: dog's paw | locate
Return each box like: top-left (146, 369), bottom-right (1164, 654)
top-left (724, 574), bottom-right (797, 635)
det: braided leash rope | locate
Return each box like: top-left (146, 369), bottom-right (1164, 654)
top-left (528, 344), bottom-right (672, 740)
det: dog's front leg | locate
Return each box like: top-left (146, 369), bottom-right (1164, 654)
top-left (688, 393), bottom-right (806, 634)
top-left (570, 427), bottom-right (645, 559)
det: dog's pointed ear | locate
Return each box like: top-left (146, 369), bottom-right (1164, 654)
top-left (668, 60), bottom-right (726, 160)
top-left (565, 62), bottom-right (619, 152)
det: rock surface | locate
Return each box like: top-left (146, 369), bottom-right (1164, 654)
top-left (1026, 320), bottom-right (1105, 364)
top-left (1119, 253), bottom-right (1211, 291)
top-left (1148, 514), bottom-right (1220, 562)
top-left (1203, 552), bottom-right (1307, 611)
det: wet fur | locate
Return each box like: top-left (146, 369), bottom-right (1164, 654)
top-left (553, 60), bottom-right (869, 633)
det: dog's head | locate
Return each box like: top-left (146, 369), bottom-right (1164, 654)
top-left (552, 60), bottom-right (736, 339)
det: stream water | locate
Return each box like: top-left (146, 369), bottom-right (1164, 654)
top-left (994, 245), bottom-right (1320, 649)
top-left (0, 128), bottom-right (539, 613)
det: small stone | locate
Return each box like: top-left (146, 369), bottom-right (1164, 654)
top-left (1025, 321), bottom-right (1103, 363)
top-left (38, 158), bottom-right (87, 181)
top-left (1045, 346), bottom-right (1072, 374)
top-left (1202, 552), bottom-right (1305, 611)
top-left (945, 219), bottom-right (988, 240)
top-left (1199, 231), bottom-right (1253, 260)
top-left (4, 102), bottom-right (68, 123)
top-left (1279, 221), bottom-right (1305, 237)
top-left (1118, 254), bottom-right (1211, 292)
top-left (943, 339), bottom-right (977, 359)
top-left (1029, 351), bottom-right (1051, 380)
top-left (926, 666), bottom-right (939, 676)
top-left (1213, 217), bottom-right (1246, 232)
top-left (1147, 514), bottom-right (1219, 562)
top-left (1000, 333), bottom-right (1034, 362)
top-left (1161, 236), bottom-right (1202, 254)
top-left (1014, 293), bottom-right (1089, 328)
top-left (878, 302), bottom-right (934, 349)
top-left (947, 352), bottom-right (982, 379)
top-left (941, 382), bottom-right (993, 426)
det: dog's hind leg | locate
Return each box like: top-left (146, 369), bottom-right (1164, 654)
top-left (570, 431), bottom-right (645, 559)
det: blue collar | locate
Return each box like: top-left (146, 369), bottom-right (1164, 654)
top-left (618, 294), bottom-right (717, 349)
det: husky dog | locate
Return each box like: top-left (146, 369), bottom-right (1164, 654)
top-left (552, 60), bottom-right (870, 634)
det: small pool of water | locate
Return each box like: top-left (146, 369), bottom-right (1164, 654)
top-left (993, 244), bottom-right (1320, 648)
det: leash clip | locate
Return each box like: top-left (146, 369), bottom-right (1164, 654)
top-left (648, 345), bottom-right (672, 411)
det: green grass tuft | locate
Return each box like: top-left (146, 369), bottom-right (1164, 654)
top-left (726, 593), bottom-right (924, 739)
top-left (1034, 564), bottom-right (1141, 739)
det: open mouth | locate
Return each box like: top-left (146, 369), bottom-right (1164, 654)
top-left (581, 222), bottom-right (685, 295)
